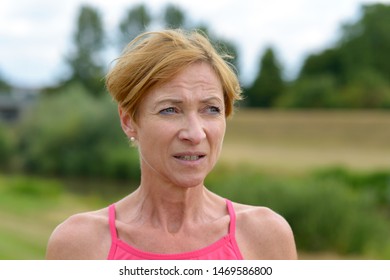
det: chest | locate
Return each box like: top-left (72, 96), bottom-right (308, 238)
top-left (115, 220), bottom-right (229, 254)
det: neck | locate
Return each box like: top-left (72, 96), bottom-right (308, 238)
top-left (127, 182), bottom-right (215, 234)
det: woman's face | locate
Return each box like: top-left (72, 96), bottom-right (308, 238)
top-left (121, 62), bottom-right (226, 189)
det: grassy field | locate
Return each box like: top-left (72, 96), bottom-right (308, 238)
top-left (0, 176), bottom-right (108, 259)
top-left (0, 175), bottom-right (100, 259)
top-left (1, 109), bottom-right (389, 259)
top-left (221, 109), bottom-right (390, 173)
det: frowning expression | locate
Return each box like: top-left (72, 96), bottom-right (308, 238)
top-left (122, 62), bottom-right (226, 189)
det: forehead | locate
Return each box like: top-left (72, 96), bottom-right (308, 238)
top-left (148, 62), bottom-right (223, 102)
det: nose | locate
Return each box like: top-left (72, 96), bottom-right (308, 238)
top-left (178, 113), bottom-right (206, 144)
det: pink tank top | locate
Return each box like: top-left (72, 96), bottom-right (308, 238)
top-left (107, 200), bottom-right (244, 260)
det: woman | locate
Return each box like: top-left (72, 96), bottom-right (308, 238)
top-left (46, 29), bottom-right (297, 260)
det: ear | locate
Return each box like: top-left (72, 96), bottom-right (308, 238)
top-left (118, 106), bottom-right (137, 139)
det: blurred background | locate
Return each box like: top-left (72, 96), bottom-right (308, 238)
top-left (0, 0), bottom-right (390, 259)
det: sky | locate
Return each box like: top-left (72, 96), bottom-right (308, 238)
top-left (1, 0), bottom-right (389, 88)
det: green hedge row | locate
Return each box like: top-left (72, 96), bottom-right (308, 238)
top-left (1, 83), bottom-right (140, 180)
top-left (207, 165), bottom-right (390, 258)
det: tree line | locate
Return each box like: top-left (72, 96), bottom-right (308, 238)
top-left (1, 3), bottom-right (389, 108)
top-left (43, 3), bottom-right (239, 98)
top-left (245, 3), bottom-right (390, 109)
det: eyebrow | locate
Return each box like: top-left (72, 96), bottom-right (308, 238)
top-left (200, 96), bottom-right (224, 104)
top-left (153, 98), bottom-right (182, 111)
top-left (155, 96), bottom-right (224, 106)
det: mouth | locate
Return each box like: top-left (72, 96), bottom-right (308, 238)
top-left (174, 155), bottom-right (206, 161)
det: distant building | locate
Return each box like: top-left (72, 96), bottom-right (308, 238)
top-left (0, 94), bottom-right (19, 122)
top-left (0, 88), bottom-right (39, 122)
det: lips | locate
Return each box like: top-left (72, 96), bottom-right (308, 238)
top-left (173, 153), bottom-right (206, 161)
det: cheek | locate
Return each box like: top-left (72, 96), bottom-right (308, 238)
top-left (138, 122), bottom-right (177, 150)
top-left (211, 122), bottom-right (226, 146)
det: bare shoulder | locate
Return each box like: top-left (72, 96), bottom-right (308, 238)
top-left (45, 208), bottom-right (111, 260)
top-left (233, 203), bottom-right (297, 260)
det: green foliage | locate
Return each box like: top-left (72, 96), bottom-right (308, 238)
top-left (298, 48), bottom-right (345, 84)
top-left (0, 174), bottom-right (107, 259)
top-left (14, 84), bottom-right (140, 180)
top-left (0, 175), bottom-right (62, 200)
top-left (0, 175), bottom-right (64, 216)
top-left (311, 166), bottom-right (390, 210)
top-left (2, 168), bottom-right (389, 259)
top-left (118, 4), bottom-right (151, 49)
top-left (207, 165), bottom-right (390, 258)
top-left (340, 4), bottom-right (390, 82)
top-left (2, 3), bottom-right (390, 110)
top-left (292, 3), bottom-right (390, 109)
top-left (66, 5), bottom-right (106, 96)
top-left (0, 71), bottom-right (11, 92)
top-left (163, 4), bottom-right (186, 29)
top-left (277, 75), bottom-right (339, 108)
top-left (0, 123), bottom-right (14, 170)
top-left (246, 47), bottom-right (284, 107)
top-left (339, 69), bottom-right (390, 108)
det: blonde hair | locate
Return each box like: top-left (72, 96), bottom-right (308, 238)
top-left (106, 29), bottom-right (242, 122)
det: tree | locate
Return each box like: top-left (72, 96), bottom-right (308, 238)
top-left (277, 75), bottom-right (339, 108)
top-left (246, 47), bottom-right (284, 107)
top-left (66, 5), bottom-right (106, 96)
top-left (339, 4), bottom-right (390, 82)
top-left (294, 3), bottom-right (390, 108)
top-left (163, 4), bottom-right (186, 29)
top-left (0, 70), bottom-right (11, 93)
top-left (299, 3), bottom-right (390, 87)
top-left (298, 48), bottom-right (344, 84)
top-left (340, 69), bottom-right (390, 108)
top-left (118, 4), bottom-right (151, 50)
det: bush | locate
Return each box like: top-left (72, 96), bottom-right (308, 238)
top-left (277, 75), bottom-right (340, 108)
top-left (14, 83), bottom-right (140, 180)
top-left (0, 175), bottom-right (64, 214)
top-left (312, 167), bottom-right (390, 209)
top-left (206, 165), bottom-right (390, 258)
top-left (339, 69), bottom-right (390, 108)
top-left (2, 176), bottom-right (62, 198)
top-left (0, 123), bottom-right (15, 170)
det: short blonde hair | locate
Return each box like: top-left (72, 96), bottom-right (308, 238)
top-left (106, 29), bottom-right (242, 122)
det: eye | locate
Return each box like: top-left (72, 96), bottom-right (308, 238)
top-left (159, 107), bottom-right (178, 115)
top-left (205, 106), bottom-right (222, 114)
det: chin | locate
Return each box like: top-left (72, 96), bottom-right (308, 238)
top-left (173, 176), bottom-right (206, 189)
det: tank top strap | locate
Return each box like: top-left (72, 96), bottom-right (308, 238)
top-left (108, 204), bottom-right (118, 240)
top-left (225, 199), bottom-right (236, 236)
